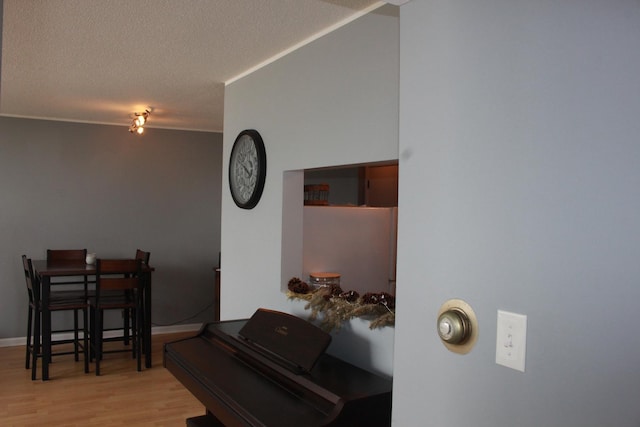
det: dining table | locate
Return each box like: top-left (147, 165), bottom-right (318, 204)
top-left (32, 259), bottom-right (154, 380)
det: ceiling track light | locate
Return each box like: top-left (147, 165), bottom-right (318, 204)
top-left (129, 109), bottom-right (151, 135)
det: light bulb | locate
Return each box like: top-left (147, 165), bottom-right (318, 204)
top-left (135, 115), bottom-right (146, 126)
top-left (136, 126), bottom-right (144, 135)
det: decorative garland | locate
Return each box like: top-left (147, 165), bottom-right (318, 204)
top-left (286, 277), bottom-right (395, 332)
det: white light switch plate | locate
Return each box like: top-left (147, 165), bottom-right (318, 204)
top-left (496, 310), bottom-right (527, 372)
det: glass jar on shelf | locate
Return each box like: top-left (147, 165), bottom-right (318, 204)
top-left (309, 272), bottom-right (341, 290)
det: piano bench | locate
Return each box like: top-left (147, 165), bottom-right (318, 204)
top-left (186, 414), bottom-right (223, 427)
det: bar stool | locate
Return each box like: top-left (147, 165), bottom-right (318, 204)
top-left (23, 255), bottom-right (89, 380)
top-left (122, 249), bottom-right (151, 345)
top-left (89, 258), bottom-right (144, 375)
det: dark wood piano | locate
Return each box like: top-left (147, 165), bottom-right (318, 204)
top-left (164, 308), bottom-right (393, 427)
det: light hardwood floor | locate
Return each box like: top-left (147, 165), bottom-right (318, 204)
top-left (0, 332), bottom-right (206, 426)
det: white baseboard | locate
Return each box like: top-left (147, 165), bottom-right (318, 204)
top-left (0, 323), bottom-right (202, 348)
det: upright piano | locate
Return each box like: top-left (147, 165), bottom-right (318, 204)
top-left (164, 308), bottom-right (393, 427)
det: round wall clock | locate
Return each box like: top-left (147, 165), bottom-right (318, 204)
top-left (229, 129), bottom-right (267, 209)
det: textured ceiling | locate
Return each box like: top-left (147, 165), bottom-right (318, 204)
top-left (0, 0), bottom-right (386, 132)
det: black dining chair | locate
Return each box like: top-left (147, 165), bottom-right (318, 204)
top-left (23, 255), bottom-right (89, 380)
top-left (135, 249), bottom-right (151, 265)
top-left (89, 258), bottom-right (144, 375)
top-left (46, 249), bottom-right (92, 357)
top-left (122, 250), bottom-right (151, 345)
top-left (46, 249), bottom-right (87, 262)
top-left (46, 249), bottom-right (92, 296)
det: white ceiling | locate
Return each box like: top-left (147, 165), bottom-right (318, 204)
top-left (0, 0), bottom-right (387, 133)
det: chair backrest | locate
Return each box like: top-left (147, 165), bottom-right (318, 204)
top-left (95, 259), bottom-right (142, 297)
top-left (22, 255), bottom-right (38, 304)
top-left (135, 249), bottom-right (151, 265)
top-left (47, 249), bottom-right (90, 287)
top-left (47, 249), bottom-right (87, 263)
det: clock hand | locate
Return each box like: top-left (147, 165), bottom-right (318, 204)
top-left (240, 161), bottom-right (253, 176)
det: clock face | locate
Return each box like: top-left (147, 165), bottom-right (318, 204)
top-left (229, 130), bottom-right (266, 209)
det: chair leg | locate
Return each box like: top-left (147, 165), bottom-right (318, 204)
top-left (82, 307), bottom-right (89, 374)
top-left (123, 307), bottom-right (131, 345)
top-left (73, 309), bottom-right (80, 362)
top-left (89, 306), bottom-right (95, 362)
top-left (26, 305), bottom-right (33, 369)
top-left (95, 309), bottom-right (102, 376)
top-left (32, 309), bottom-right (41, 381)
top-left (136, 305), bottom-right (142, 372)
top-left (131, 308), bottom-right (137, 359)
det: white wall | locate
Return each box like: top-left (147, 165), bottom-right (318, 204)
top-left (303, 206), bottom-right (396, 295)
top-left (393, 0), bottom-right (640, 426)
top-left (221, 5), bottom-right (399, 376)
top-left (222, 0), bottom-right (640, 424)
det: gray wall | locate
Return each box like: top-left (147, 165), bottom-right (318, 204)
top-left (0, 0), bottom-right (3, 97)
top-left (393, 0), bottom-right (640, 426)
top-left (0, 116), bottom-right (222, 338)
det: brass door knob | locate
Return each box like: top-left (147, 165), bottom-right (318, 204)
top-left (437, 308), bottom-right (471, 345)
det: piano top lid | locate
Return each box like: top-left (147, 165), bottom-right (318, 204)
top-left (238, 308), bottom-right (332, 373)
